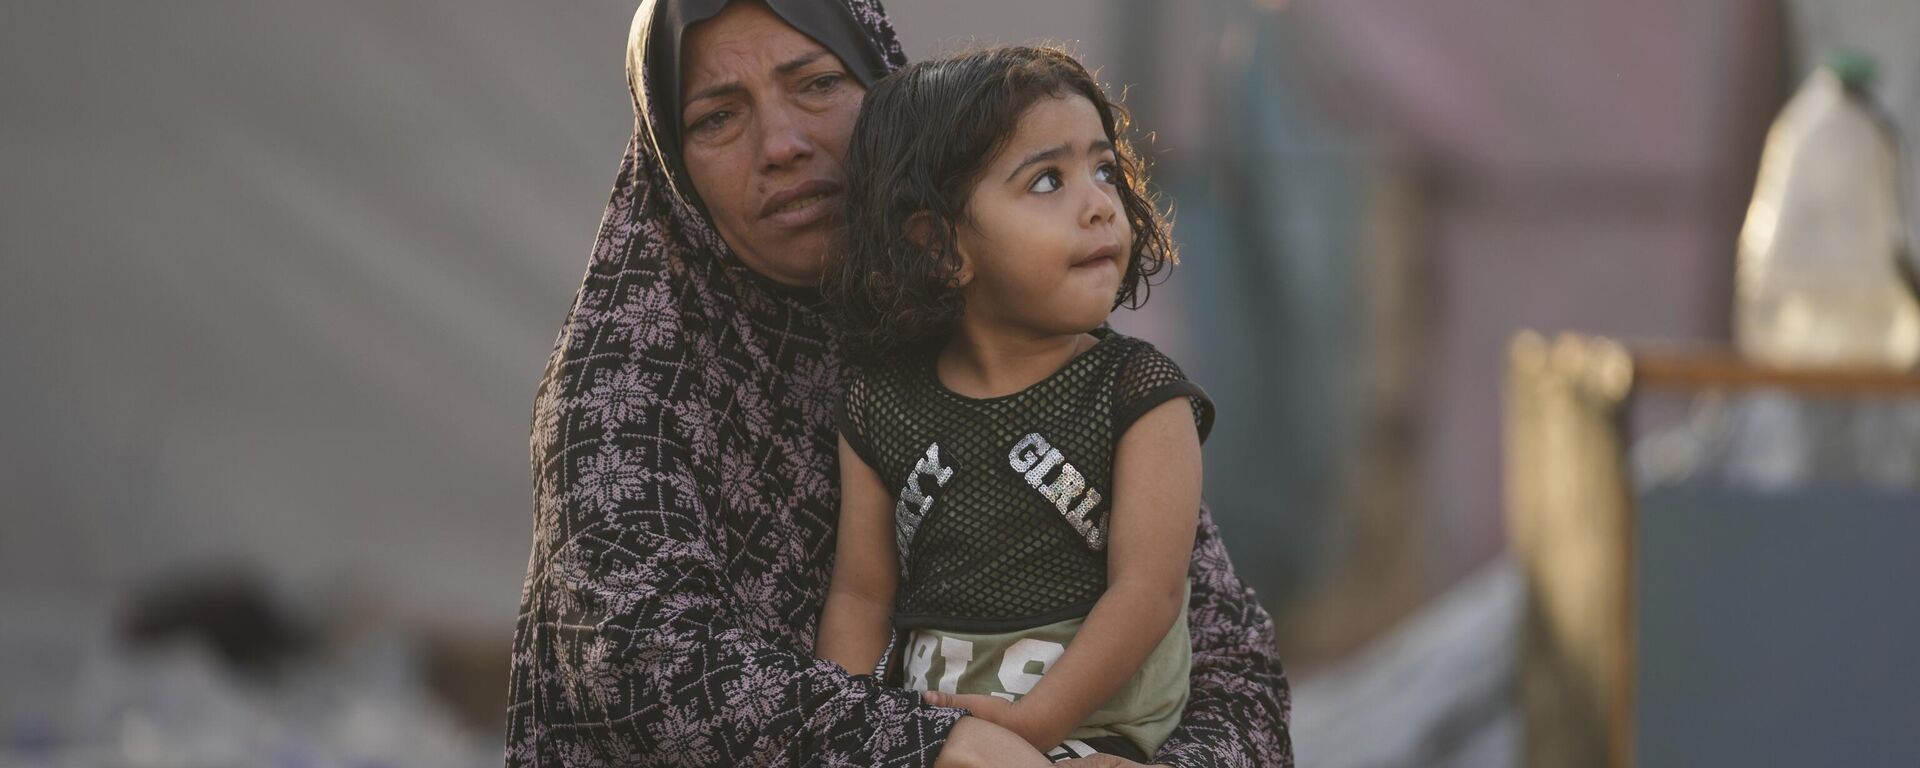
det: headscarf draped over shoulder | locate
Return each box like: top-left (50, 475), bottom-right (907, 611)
top-left (504, 1), bottom-right (956, 765)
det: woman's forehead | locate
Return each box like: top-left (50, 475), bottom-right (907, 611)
top-left (680, 3), bottom-right (836, 99)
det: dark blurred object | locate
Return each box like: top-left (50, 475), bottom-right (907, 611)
top-left (1638, 485), bottom-right (1920, 765)
top-left (419, 625), bottom-right (512, 734)
top-left (117, 566), bottom-right (312, 678)
top-left (1119, 0), bottom-right (1437, 668)
top-left (2, 572), bottom-right (500, 766)
top-left (1506, 332), bottom-right (1920, 768)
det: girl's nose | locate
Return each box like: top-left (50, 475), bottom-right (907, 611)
top-left (1083, 183), bottom-right (1121, 227)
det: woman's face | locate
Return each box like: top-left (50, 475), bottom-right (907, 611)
top-left (679, 1), bottom-right (866, 286)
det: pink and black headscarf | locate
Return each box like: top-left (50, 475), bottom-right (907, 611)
top-left (506, 1), bottom-right (1292, 765)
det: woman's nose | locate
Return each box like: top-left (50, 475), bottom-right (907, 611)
top-left (756, 106), bottom-right (814, 171)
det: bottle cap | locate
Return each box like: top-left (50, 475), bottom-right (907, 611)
top-left (1826, 50), bottom-right (1877, 92)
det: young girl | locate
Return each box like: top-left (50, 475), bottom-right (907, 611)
top-left (816, 45), bottom-right (1212, 764)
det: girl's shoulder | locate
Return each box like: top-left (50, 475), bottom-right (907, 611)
top-left (1092, 329), bottom-right (1189, 384)
top-left (1097, 330), bottom-right (1215, 444)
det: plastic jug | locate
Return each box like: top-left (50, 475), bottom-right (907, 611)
top-left (1735, 52), bottom-right (1920, 368)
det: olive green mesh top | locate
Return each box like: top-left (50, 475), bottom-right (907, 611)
top-left (838, 328), bottom-right (1214, 633)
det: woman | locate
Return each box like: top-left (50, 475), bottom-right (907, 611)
top-left (504, 1), bottom-right (1293, 765)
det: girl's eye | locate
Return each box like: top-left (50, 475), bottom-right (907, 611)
top-left (1029, 170), bottom-right (1062, 194)
top-left (1095, 162), bottom-right (1118, 185)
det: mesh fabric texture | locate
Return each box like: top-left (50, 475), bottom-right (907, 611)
top-left (838, 329), bottom-right (1213, 633)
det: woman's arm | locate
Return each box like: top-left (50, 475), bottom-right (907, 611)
top-left (923, 398), bottom-right (1202, 751)
top-left (816, 435), bottom-right (903, 676)
top-left (508, 377), bottom-right (968, 766)
top-left (1142, 505), bottom-right (1295, 768)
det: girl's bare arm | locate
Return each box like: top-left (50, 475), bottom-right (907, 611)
top-left (816, 434), bottom-right (903, 676)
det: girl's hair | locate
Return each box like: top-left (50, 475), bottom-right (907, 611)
top-left (823, 45), bottom-right (1175, 366)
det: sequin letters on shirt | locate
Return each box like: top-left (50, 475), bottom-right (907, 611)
top-left (895, 442), bottom-right (954, 564)
top-left (1009, 433), bottom-right (1105, 550)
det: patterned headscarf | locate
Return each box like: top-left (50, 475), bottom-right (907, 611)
top-left (507, 1), bottom-right (1293, 765)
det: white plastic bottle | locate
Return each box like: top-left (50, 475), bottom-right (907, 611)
top-left (1735, 52), bottom-right (1920, 368)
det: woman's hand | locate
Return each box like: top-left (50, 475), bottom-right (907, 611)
top-left (923, 691), bottom-right (1042, 743)
top-left (932, 716), bottom-right (1052, 768)
top-left (927, 696), bottom-right (1168, 767)
top-left (1054, 757), bottom-right (1160, 767)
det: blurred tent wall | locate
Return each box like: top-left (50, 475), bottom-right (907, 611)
top-left (0, 0), bottom-right (1120, 630)
top-left (2, 2), bottom-right (636, 628)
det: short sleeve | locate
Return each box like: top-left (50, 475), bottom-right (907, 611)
top-left (836, 371), bottom-right (888, 472)
top-left (1112, 340), bottom-right (1215, 444)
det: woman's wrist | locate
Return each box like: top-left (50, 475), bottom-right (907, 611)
top-left (934, 716), bottom-right (1052, 768)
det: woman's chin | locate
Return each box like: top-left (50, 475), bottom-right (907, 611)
top-left (734, 232), bottom-right (833, 286)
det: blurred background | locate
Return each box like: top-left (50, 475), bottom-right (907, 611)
top-left (5, 1), bottom-right (1919, 766)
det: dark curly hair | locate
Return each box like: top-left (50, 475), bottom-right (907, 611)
top-left (822, 45), bottom-right (1176, 367)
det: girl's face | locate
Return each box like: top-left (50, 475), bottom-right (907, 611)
top-left (952, 94), bottom-right (1132, 338)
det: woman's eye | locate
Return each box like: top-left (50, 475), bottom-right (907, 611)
top-left (1029, 170), bottom-right (1062, 193)
top-left (1095, 162), bottom-right (1118, 185)
top-left (689, 110), bottom-right (732, 136)
top-left (807, 73), bottom-right (844, 92)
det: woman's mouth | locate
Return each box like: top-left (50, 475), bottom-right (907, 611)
top-left (772, 192), bottom-right (831, 214)
top-left (761, 181), bottom-right (842, 228)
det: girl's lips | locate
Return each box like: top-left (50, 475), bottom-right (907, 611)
top-left (1072, 244), bottom-right (1123, 269)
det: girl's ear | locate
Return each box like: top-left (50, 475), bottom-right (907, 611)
top-left (904, 211), bottom-right (937, 250)
top-left (906, 211), bottom-right (973, 288)
top-left (950, 255), bottom-right (974, 288)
